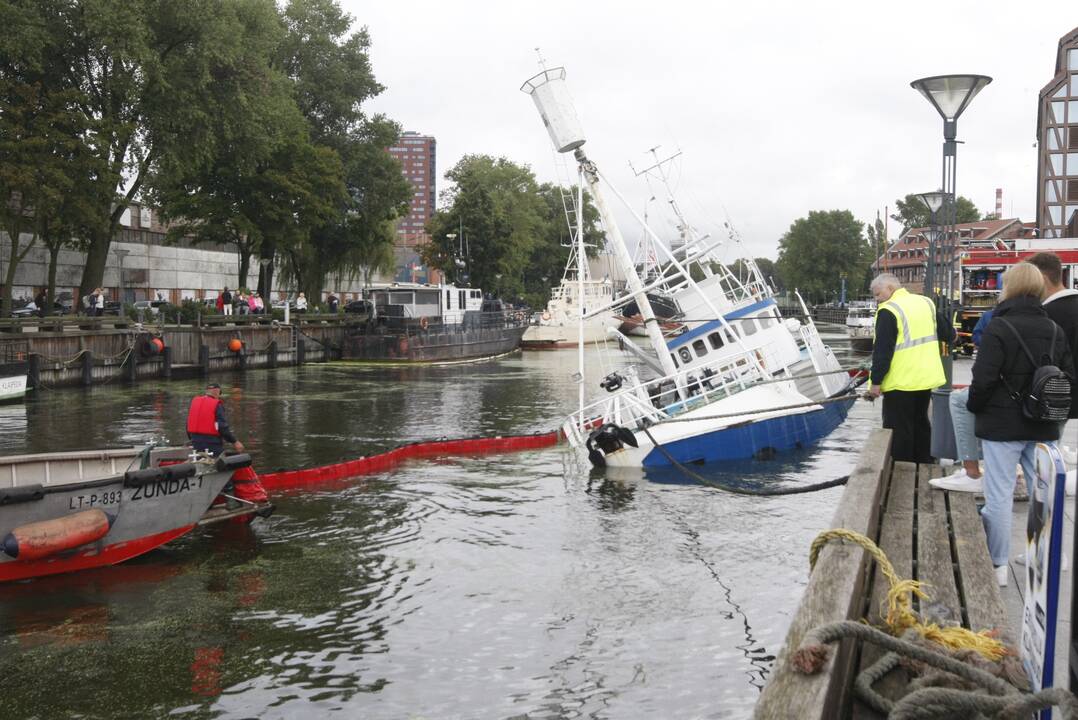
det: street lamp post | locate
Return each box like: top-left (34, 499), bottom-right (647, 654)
top-left (911, 74), bottom-right (991, 380)
top-left (910, 74), bottom-right (991, 461)
top-left (916, 190), bottom-right (947, 297)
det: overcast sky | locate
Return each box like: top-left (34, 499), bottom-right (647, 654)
top-left (348, 0), bottom-right (1076, 261)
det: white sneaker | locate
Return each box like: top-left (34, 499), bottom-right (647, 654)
top-left (995, 565), bottom-right (1009, 587)
top-left (1063, 446), bottom-right (1078, 466)
top-left (929, 469), bottom-right (984, 493)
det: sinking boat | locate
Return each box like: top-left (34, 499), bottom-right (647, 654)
top-left (522, 66), bottom-right (858, 469)
top-left (0, 446), bottom-right (263, 582)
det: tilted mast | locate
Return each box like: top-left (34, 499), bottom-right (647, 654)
top-left (521, 68), bottom-right (678, 378)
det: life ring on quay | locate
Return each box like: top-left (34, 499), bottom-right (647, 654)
top-left (419, 317), bottom-right (429, 331)
top-left (541, 311), bottom-right (551, 321)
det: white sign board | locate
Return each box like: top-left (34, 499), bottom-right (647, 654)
top-left (1020, 442), bottom-right (1067, 719)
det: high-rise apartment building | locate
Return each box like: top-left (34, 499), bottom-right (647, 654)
top-left (1036, 26), bottom-right (1078, 238)
top-left (388, 131), bottom-right (437, 283)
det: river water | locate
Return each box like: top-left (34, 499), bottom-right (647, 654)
top-left (0, 330), bottom-right (880, 719)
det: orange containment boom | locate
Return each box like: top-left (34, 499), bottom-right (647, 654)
top-left (2, 508), bottom-right (114, 561)
top-left (260, 430), bottom-right (561, 490)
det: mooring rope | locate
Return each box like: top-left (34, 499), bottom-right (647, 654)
top-left (807, 530), bottom-right (1007, 661)
top-left (792, 621), bottom-right (1078, 719)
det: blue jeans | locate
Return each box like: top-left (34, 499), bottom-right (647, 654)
top-left (949, 388), bottom-right (982, 462)
top-left (980, 439), bottom-right (1041, 566)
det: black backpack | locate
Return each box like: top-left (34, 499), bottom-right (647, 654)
top-left (997, 318), bottom-right (1072, 423)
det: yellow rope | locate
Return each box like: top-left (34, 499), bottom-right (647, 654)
top-left (809, 528), bottom-right (1008, 662)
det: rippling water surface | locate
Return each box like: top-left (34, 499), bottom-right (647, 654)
top-left (0, 329), bottom-right (880, 719)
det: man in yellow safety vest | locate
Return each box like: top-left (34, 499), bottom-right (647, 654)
top-left (867, 273), bottom-right (951, 463)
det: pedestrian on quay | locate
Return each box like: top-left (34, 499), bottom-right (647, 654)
top-left (237, 291), bottom-right (249, 315)
top-left (221, 287), bottom-right (233, 316)
top-left (186, 382), bottom-right (245, 456)
top-left (935, 252), bottom-right (1078, 493)
top-left (965, 262), bottom-right (1074, 586)
top-left (252, 292), bottom-right (264, 314)
top-left (33, 288), bottom-right (46, 318)
top-left (932, 305), bottom-right (995, 492)
top-left (94, 288), bottom-right (105, 317)
top-left (327, 293), bottom-right (339, 313)
top-left (867, 273), bottom-right (952, 463)
top-left (296, 292), bottom-right (307, 314)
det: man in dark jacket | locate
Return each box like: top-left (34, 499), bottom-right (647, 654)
top-left (1027, 252), bottom-right (1078, 419)
top-left (186, 382), bottom-right (245, 456)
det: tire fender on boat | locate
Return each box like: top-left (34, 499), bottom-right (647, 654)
top-left (2, 508), bottom-right (114, 561)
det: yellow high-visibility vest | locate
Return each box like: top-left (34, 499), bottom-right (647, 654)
top-left (875, 288), bottom-right (946, 392)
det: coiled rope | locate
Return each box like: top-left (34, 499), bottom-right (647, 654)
top-left (807, 529), bottom-right (1007, 661)
top-left (793, 621), bottom-right (1078, 718)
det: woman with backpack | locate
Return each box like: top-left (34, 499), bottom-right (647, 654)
top-left (967, 262), bottom-right (1075, 587)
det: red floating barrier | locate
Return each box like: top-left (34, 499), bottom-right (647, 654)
top-left (261, 430), bottom-right (562, 490)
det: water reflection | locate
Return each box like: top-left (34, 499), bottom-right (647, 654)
top-left (0, 341), bottom-right (881, 718)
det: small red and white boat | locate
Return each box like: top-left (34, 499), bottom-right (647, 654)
top-left (0, 446), bottom-right (264, 582)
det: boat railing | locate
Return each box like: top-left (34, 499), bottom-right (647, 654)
top-left (567, 346), bottom-right (774, 442)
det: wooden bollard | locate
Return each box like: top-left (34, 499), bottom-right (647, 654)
top-left (198, 344), bottom-right (209, 376)
top-left (81, 350), bottom-right (93, 386)
top-left (267, 340), bottom-right (278, 369)
top-left (297, 338), bottom-right (306, 366)
top-left (162, 345), bottom-right (172, 379)
top-left (27, 353), bottom-right (41, 389)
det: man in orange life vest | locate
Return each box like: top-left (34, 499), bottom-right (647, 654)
top-left (187, 382), bottom-right (244, 456)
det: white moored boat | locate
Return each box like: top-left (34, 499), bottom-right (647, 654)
top-left (845, 301), bottom-right (876, 352)
top-left (522, 66), bottom-right (861, 469)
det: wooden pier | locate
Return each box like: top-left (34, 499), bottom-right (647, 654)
top-left (755, 429), bottom-right (1010, 719)
top-left (1, 315), bottom-right (358, 389)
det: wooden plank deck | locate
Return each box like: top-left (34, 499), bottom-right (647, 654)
top-left (756, 437), bottom-right (1011, 720)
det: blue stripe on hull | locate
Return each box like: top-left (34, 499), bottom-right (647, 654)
top-left (640, 398), bottom-right (854, 467)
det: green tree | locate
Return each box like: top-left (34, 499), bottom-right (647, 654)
top-left (514, 182), bottom-right (603, 308)
top-left (422, 155), bottom-right (549, 299)
top-left (0, 8), bottom-right (96, 316)
top-left (751, 258), bottom-right (782, 291)
top-left (15, 0), bottom-right (286, 301)
top-left (890, 194), bottom-right (980, 233)
top-left (776, 210), bottom-right (870, 303)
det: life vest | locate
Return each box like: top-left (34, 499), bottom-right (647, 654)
top-left (875, 288), bottom-right (946, 392)
top-left (187, 395), bottom-right (221, 436)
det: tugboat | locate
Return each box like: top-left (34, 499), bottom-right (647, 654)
top-left (0, 445), bottom-right (264, 582)
top-left (341, 283), bottom-right (528, 362)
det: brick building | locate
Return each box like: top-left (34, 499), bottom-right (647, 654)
top-left (1036, 25), bottom-right (1078, 239)
top-left (388, 131), bottom-right (439, 284)
top-left (873, 218), bottom-right (1035, 293)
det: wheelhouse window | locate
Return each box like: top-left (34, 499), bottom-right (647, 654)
top-left (708, 332), bottom-right (725, 350)
top-left (692, 339), bottom-right (707, 357)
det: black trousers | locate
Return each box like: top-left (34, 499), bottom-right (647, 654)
top-left (881, 389), bottom-right (933, 464)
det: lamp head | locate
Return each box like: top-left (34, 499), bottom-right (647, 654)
top-left (916, 190), bottom-right (948, 215)
top-left (910, 74), bottom-right (992, 123)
